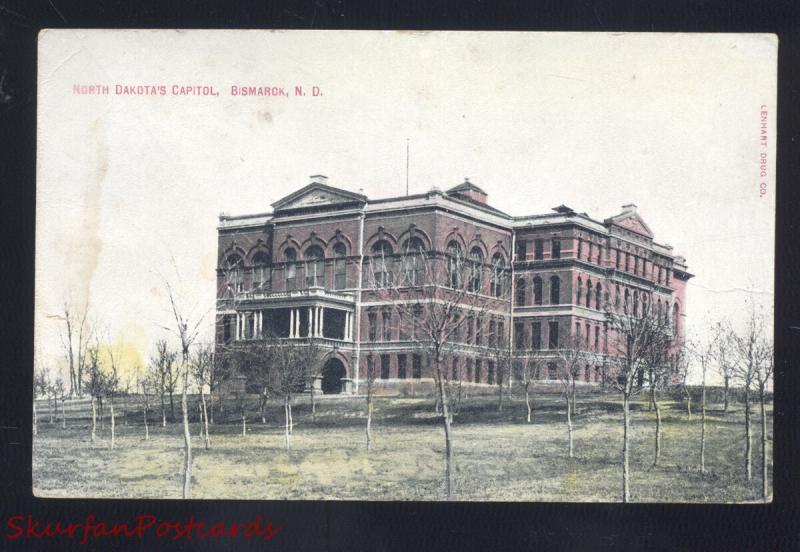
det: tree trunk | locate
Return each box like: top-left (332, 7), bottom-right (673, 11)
top-left (497, 380), bottom-right (503, 412)
top-left (181, 375), bottom-right (192, 499)
top-left (91, 397), bottom-right (96, 442)
top-left (260, 389), bottom-right (267, 424)
top-left (283, 396), bottom-right (290, 451)
top-left (288, 401), bottom-right (293, 435)
top-left (161, 394), bottom-right (166, 427)
top-left (566, 395), bottom-right (574, 458)
top-left (61, 398), bottom-right (66, 429)
top-left (49, 396), bottom-right (54, 424)
top-left (760, 387), bottom-right (768, 500)
top-left (366, 393), bottom-right (373, 451)
top-left (99, 398), bottom-right (104, 431)
top-left (209, 391), bottom-right (215, 424)
top-left (745, 385), bottom-right (752, 480)
top-left (32, 400), bottom-right (37, 436)
top-left (143, 407), bottom-right (149, 441)
top-left (525, 385), bottom-right (532, 424)
top-left (571, 379), bottom-right (577, 415)
top-left (622, 393), bottom-right (630, 503)
top-left (198, 402), bottom-right (203, 437)
top-left (700, 378), bottom-right (707, 474)
top-left (170, 391), bottom-right (175, 422)
top-left (241, 410), bottom-right (247, 437)
top-left (200, 390), bottom-right (210, 449)
top-left (436, 361), bottom-right (455, 500)
top-left (110, 401), bottom-right (115, 449)
top-left (310, 383), bottom-right (316, 423)
top-left (684, 389), bottom-right (692, 420)
top-left (653, 393), bottom-right (661, 467)
top-left (723, 375), bottom-right (729, 412)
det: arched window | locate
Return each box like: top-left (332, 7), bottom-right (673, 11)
top-left (401, 237), bottom-right (425, 286)
top-left (615, 284), bottom-right (621, 309)
top-left (515, 277), bottom-right (526, 306)
top-left (585, 280), bottom-right (593, 308)
top-left (371, 241), bottom-right (393, 288)
top-left (305, 245), bottom-right (325, 287)
top-left (533, 276), bottom-right (543, 305)
top-left (633, 290), bottom-right (640, 317)
top-left (642, 293), bottom-right (649, 316)
top-left (251, 251), bottom-right (270, 291)
top-left (657, 298), bottom-right (663, 322)
top-left (333, 243), bottom-right (347, 290)
top-left (226, 254), bottom-right (244, 293)
top-left (490, 254), bottom-right (505, 297)
top-left (673, 303), bottom-right (680, 334)
top-left (468, 247), bottom-right (483, 293)
top-left (284, 248), bottom-right (297, 291)
top-left (446, 241), bottom-right (463, 288)
top-left (595, 283), bottom-right (603, 310)
top-left (576, 277), bottom-right (583, 304)
top-left (550, 275), bottom-right (560, 305)
top-left (624, 288), bottom-right (630, 314)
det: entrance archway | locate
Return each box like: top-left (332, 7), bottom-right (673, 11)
top-left (321, 357), bottom-right (346, 394)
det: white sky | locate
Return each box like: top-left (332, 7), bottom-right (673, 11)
top-left (35, 30), bottom-right (776, 384)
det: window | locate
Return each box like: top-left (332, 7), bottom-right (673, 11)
top-left (412, 306), bottom-right (422, 339)
top-left (468, 247), bottom-right (483, 292)
top-left (666, 269), bottom-right (671, 287)
top-left (595, 283), bottom-right (602, 310)
top-left (615, 285), bottom-right (621, 309)
top-left (550, 276), bottom-right (560, 305)
top-left (615, 249), bottom-right (621, 269)
top-left (657, 299), bottom-right (663, 322)
top-left (490, 254), bottom-right (505, 297)
top-left (548, 321), bottom-right (559, 349)
top-left (533, 277), bottom-right (543, 305)
top-left (489, 319), bottom-right (496, 348)
top-left (475, 317), bottom-right (482, 345)
top-left (585, 280), bottom-right (592, 308)
top-left (547, 362), bottom-right (557, 380)
top-left (584, 365), bottom-right (591, 382)
top-left (577, 238), bottom-right (583, 259)
top-left (626, 253), bottom-right (631, 272)
top-left (514, 322), bottom-right (524, 349)
top-left (285, 248), bottom-right (297, 291)
top-left (226, 255), bottom-right (244, 293)
top-left (595, 326), bottom-right (600, 350)
top-left (371, 241), bottom-right (393, 288)
top-left (333, 243), bottom-right (347, 290)
top-left (380, 354), bottom-right (390, 379)
top-left (466, 358), bottom-right (473, 381)
top-left (588, 242), bottom-right (593, 263)
top-left (382, 311), bottom-right (391, 341)
top-left (576, 277), bottom-right (583, 304)
top-left (452, 357), bottom-right (459, 380)
top-left (446, 241), bottom-right (463, 288)
top-left (401, 237), bottom-right (425, 286)
top-left (551, 238), bottom-right (561, 259)
top-left (399, 312), bottom-right (408, 340)
top-left (305, 245), bottom-right (324, 287)
top-left (367, 355), bottom-right (375, 379)
top-left (597, 245), bottom-right (603, 264)
top-left (412, 354), bottom-right (422, 379)
top-left (534, 239), bottom-right (544, 260)
top-left (246, 313), bottom-right (254, 339)
top-left (595, 365), bottom-right (601, 382)
top-left (466, 315), bottom-right (474, 343)
top-left (673, 303), bottom-right (680, 334)
top-left (475, 359), bottom-right (482, 383)
top-left (585, 323), bottom-right (590, 348)
top-left (488, 361), bottom-right (495, 385)
top-left (498, 321), bottom-right (505, 346)
top-left (624, 288), bottom-right (630, 313)
top-left (398, 354), bottom-right (407, 378)
top-left (368, 312), bottom-right (377, 341)
top-left (251, 251), bottom-right (270, 291)
top-left (634, 256), bottom-right (640, 276)
top-left (516, 240), bottom-right (527, 261)
top-left (223, 315), bottom-right (233, 343)
top-left (532, 322), bottom-right (541, 349)
top-left (515, 278), bottom-right (526, 306)
top-left (633, 290), bottom-right (639, 317)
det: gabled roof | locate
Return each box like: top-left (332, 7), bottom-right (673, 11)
top-left (271, 182), bottom-right (367, 212)
top-left (446, 179), bottom-right (487, 196)
top-left (604, 205), bottom-right (654, 239)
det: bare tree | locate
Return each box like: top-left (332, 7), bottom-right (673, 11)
top-left (151, 339), bottom-right (178, 427)
top-left (83, 342), bottom-right (112, 444)
top-left (712, 321), bottom-right (736, 413)
top-left (136, 369), bottom-right (156, 441)
top-left (555, 334), bottom-right (591, 459)
top-left (514, 353), bottom-right (539, 423)
top-left (604, 295), bottom-right (674, 502)
top-left (104, 335), bottom-right (124, 449)
top-left (753, 341), bottom-right (773, 501)
top-left (643, 339), bottom-right (675, 467)
top-left (191, 343), bottom-right (214, 449)
top-left (368, 237), bottom-right (503, 498)
top-left (730, 308), bottom-right (770, 482)
top-left (686, 333), bottom-right (716, 474)
top-left (54, 374), bottom-right (66, 430)
top-left (50, 300), bottom-right (91, 397)
top-left (33, 363), bottom-right (48, 436)
top-left (675, 348), bottom-right (692, 420)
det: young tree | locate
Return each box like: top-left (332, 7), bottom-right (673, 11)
top-left (712, 321), bottom-right (736, 413)
top-left (675, 348), bottom-right (692, 420)
top-left (368, 236), bottom-right (502, 498)
top-left (104, 336), bottom-right (124, 449)
top-left (136, 369), bottom-right (156, 441)
top-left (54, 375), bottom-right (66, 430)
top-left (83, 343), bottom-right (111, 443)
top-left (604, 295), bottom-right (674, 502)
top-left (364, 353), bottom-right (377, 450)
top-left (33, 363), bottom-right (48, 436)
top-left (191, 343), bottom-right (214, 449)
top-left (555, 334), bottom-right (591, 459)
top-left (753, 341), bottom-right (774, 500)
top-left (643, 342), bottom-right (675, 467)
top-left (51, 300), bottom-right (91, 397)
top-left (730, 308), bottom-right (770, 482)
top-left (514, 353), bottom-right (539, 424)
top-left (151, 339), bottom-right (178, 427)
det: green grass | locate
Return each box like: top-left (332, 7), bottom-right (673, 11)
top-left (32, 391), bottom-right (772, 502)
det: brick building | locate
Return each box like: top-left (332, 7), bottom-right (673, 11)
top-left (215, 175), bottom-right (692, 394)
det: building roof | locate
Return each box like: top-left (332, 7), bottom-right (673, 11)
top-left (446, 179), bottom-right (488, 196)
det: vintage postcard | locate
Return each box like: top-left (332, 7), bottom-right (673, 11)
top-left (33, 30), bottom-right (776, 502)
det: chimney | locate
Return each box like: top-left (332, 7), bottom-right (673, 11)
top-left (622, 203), bottom-right (637, 213)
top-left (310, 174), bottom-right (328, 185)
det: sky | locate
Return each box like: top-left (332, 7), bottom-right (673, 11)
top-left (35, 30), bottom-right (776, 385)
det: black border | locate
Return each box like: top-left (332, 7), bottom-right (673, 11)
top-left (1, 2), bottom-right (798, 550)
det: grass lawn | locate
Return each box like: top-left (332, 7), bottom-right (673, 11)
top-left (32, 391), bottom-right (771, 502)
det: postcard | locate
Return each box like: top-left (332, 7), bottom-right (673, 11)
top-left (33, 30), bottom-right (776, 502)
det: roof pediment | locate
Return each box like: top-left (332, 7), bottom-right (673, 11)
top-left (271, 183), bottom-right (367, 212)
top-left (605, 207), bottom-right (654, 239)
